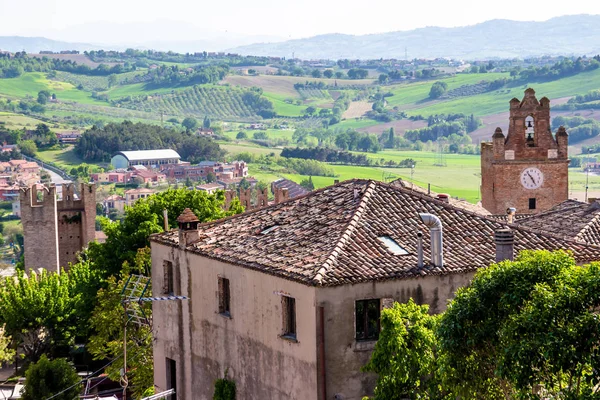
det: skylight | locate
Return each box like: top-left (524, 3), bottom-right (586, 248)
top-left (260, 225), bottom-right (279, 235)
top-left (378, 236), bottom-right (409, 255)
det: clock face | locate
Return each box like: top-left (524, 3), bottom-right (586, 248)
top-left (520, 167), bottom-right (544, 189)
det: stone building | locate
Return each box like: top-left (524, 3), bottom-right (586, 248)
top-left (20, 183), bottom-right (96, 272)
top-left (481, 88), bottom-right (569, 215)
top-left (149, 179), bottom-right (600, 400)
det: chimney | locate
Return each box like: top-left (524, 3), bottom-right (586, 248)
top-left (274, 187), bottom-right (289, 204)
top-left (419, 213), bottom-right (443, 267)
top-left (494, 228), bottom-right (514, 262)
top-left (506, 207), bottom-right (516, 224)
top-left (163, 208), bottom-right (169, 231)
top-left (177, 208), bottom-right (200, 249)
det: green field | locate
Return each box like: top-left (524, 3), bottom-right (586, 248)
top-left (0, 73), bottom-right (106, 105)
top-left (36, 146), bottom-right (87, 170)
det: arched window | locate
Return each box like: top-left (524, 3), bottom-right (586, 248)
top-left (525, 115), bottom-right (535, 147)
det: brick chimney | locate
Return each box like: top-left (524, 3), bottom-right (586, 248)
top-left (494, 228), bottom-right (514, 262)
top-left (274, 187), bottom-right (289, 204)
top-left (177, 208), bottom-right (200, 248)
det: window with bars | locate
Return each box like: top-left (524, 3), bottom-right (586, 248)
top-left (355, 299), bottom-right (381, 341)
top-left (281, 296), bottom-right (296, 339)
top-left (218, 277), bottom-right (231, 316)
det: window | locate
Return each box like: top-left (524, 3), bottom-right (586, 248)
top-left (529, 198), bottom-right (536, 210)
top-left (377, 236), bottom-right (409, 255)
top-left (218, 277), bottom-right (230, 316)
top-left (166, 358), bottom-right (177, 392)
top-left (355, 299), bottom-right (380, 341)
top-left (163, 260), bottom-right (174, 295)
top-left (282, 296), bottom-right (296, 339)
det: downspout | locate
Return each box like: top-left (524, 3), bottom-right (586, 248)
top-left (417, 232), bottom-right (424, 268)
top-left (419, 213), bottom-right (443, 267)
top-left (318, 306), bottom-right (327, 400)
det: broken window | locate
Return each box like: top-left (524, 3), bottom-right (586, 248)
top-left (218, 277), bottom-right (231, 316)
top-left (282, 296), bottom-right (296, 339)
top-left (355, 299), bottom-right (380, 341)
top-left (163, 260), bottom-right (174, 295)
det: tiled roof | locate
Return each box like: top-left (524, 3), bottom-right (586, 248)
top-left (515, 199), bottom-right (600, 245)
top-left (271, 178), bottom-right (310, 199)
top-left (150, 180), bottom-right (600, 287)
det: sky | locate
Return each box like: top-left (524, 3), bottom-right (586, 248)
top-left (2, 0), bottom-right (600, 44)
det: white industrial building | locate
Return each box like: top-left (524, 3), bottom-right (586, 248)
top-left (111, 150), bottom-right (181, 169)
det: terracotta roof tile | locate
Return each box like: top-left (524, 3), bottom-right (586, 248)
top-left (151, 180), bottom-right (600, 286)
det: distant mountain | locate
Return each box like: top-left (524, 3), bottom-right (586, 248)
top-left (0, 36), bottom-right (103, 53)
top-left (227, 15), bottom-right (600, 60)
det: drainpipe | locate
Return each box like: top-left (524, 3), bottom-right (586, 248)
top-left (419, 213), bottom-right (443, 267)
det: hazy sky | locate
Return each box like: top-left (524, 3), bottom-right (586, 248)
top-left (2, 0), bottom-right (600, 43)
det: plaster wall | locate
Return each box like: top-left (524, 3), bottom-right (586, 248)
top-left (152, 243), bottom-right (319, 400)
top-left (315, 272), bottom-right (475, 400)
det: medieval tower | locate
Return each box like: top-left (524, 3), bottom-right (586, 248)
top-left (481, 88), bottom-right (569, 215)
top-left (20, 183), bottom-right (96, 272)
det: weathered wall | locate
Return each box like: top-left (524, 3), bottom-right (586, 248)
top-left (152, 243), bottom-right (319, 400)
top-left (20, 186), bottom-right (59, 272)
top-left (57, 184), bottom-right (96, 267)
top-left (315, 273), bottom-right (475, 400)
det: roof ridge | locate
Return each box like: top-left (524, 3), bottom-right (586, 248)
top-left (516, 204), bottom-right (584, 222)
top-left (312, 180), bottom-right (377, 285)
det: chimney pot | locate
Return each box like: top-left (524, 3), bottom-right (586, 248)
top-left (494, 228), bottom-right (514, 262)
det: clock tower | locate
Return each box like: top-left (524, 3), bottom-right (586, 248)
top-left (481, 88), bottom-right (569, 215)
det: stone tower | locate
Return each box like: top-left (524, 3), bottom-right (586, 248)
top-left (20, 183), bottom-right (96, 272)
top-left (481, 88), bottom-right (569, 215)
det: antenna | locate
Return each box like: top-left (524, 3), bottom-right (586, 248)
top-left (120, 274), bottom-right (188, 400)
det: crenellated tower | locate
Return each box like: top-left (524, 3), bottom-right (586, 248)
top-left (20, 183), bottom-right (96, 272)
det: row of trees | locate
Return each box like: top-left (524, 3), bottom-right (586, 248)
top-left (0, 52), bottom-right (135, 79)
top-left (552, 115), bottom-right (600, 143)
top-left (364, 250), bottom-right (600, 399)
top-left (75, 121), bottom-right (225, 163)
top-left (143, 64), bottom-right (229, 87)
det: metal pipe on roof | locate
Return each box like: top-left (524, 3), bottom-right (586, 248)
top-left (417, 232), bottom-right (424, 268)
top-left (419, 213), bottom-right (443, 267)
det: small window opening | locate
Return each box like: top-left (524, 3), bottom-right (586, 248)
top-left (260, 225), bottom-right (279, 235)
top-left (377, 236), bottom-right (409, 255)
top-left (218, 277), bottom-right (230, 316)
top-left (356, 299), bottom-right (381, 341)
top-left (282, 296), bottom-right (296, 339)
top-left (163, 260), bottom-right (174, 295)
top-left (529, 198), bottom-right (536, 210)
top-left (166, 358), bottom-right (177, 392)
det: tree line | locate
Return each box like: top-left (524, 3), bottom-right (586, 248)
top-left (75, 121), bottom-right (225, 163)
top-left (142, 64), bottom-right (229, 87)
top-left (0, 52), bottom-right (135, 79)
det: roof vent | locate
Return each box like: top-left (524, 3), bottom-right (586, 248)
top-left (260, 225), bottom-right (279, 235)
top-left (419, 213), bottom-right (443, 267)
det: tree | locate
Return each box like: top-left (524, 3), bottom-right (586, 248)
top-left (253, 131), bottom-right (268, 140)
top-left (323, 69), bottom-right (334, 79)
top-left (386, 128), bottom-right (395, 149)
top-left (203, 116), bottom-right (211, 129)
top-left (37, 90), bottom-right (50, 105)
top-left (437, 250), bottom-right (579, 398)
top-left (182, 117), bottom-right (198, 132)
top-left (304, 106), bottom-right (317, 117)
top-left (299, 176), bottom-right (315, 191)
top-left (363, 300), bottom-right (442, 399)
top-left (378, 74), bottom-right (389, 84)
top-left (428, 81), bottom-right (448, 99)
top-left (311, 69), bottom-right (322, 78)
top-left (0, 324), bottom-right (14, 364)
top-left (22, 355), bottom-right (81, 400)
top-left (108, 73), bottom-right (117, 88)
top-left (88, 250), bottom-right (154, 399)
top-left (236, 131), bottom-right (247, 140)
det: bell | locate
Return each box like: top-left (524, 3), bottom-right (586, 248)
top-left (527, 120), bottom-right (533, 128)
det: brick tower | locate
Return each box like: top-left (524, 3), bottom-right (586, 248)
top-left (20, 183), bottom-right (96, 272)
top-left (481, 88), bottom-right (569, 215)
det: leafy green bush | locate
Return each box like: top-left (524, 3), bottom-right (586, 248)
top-left (214, 369), bottom-right (236, 400)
